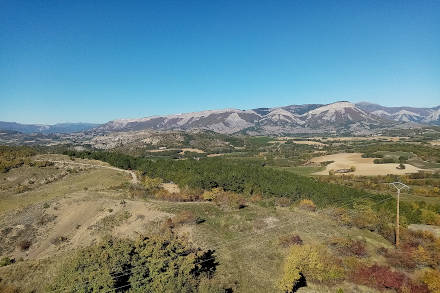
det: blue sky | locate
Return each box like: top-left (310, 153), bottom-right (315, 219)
top-left (1, 0), bottom-right (439, 124)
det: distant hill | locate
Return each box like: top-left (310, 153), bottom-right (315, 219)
top-left (0, 122), bottom-right (101, 134)
top-left (355, 102), bottom-right (440, 124)
top-left (97, 101), bottom-right (440, 135)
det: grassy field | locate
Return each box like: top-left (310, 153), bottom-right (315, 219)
top-left (152, 200), bottom-right (389, 292)
top-left (0, 167), bottom-right (129, 214)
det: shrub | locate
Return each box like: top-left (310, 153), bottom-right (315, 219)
top-left (351, 264), bottom-right (429, 293)
top-left (0, 257), bottom-right (14, 267)
top-left (18, 240), bottom-right (32, 251)
top-left (326, 207), bottom-right (352, 227)
top-left (329, 237), bottom-right (368, 257)
top-left (351, 204), bottom-right (380, 231)
top-left (276, 197), bottom-right (292, 207)
top-left (172, 211), bottom-right (197, 225)
top-left (420, 269), bottom-right (440, 293)
top-left (142, 175), bottom-right (163, 193)
top-left (214, 190), bottom-right (246, 209)
top-left (420, 209), bottom-right (440, 225)
top-left (202, 187), bottom-right (223, 201)
top-left (49, 234), bottom-right (217, 292)
top-left (50, 236), bottom-right (68, 246)
top-left (298, 199), bottom-right (316, 212)
top-left (384, 246), bottom-right (418, 270)
top-left (278, 244), bottom-right (344, 292)
top-left (249, 193), bottom-right (263, 203)
top-left (279, 234), bottom-right (303, 248)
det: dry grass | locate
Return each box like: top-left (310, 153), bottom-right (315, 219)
top-left (311, 152), bottom-right (422, 176)
top-left (0, 162), bottom-right (130, 214)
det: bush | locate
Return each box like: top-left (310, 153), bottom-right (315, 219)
top-left (142, 175), bottom-right (163, 193)
top-left (172, 211), bottom-right (197, 225)
top-left (49, 233), bottom-right (217, 292)
top-left (18, 240), bottom-right (32, 251)
top-left (213, 190), bottom-right (247, 209)
top-left (0, 257), bottom-right (14, 267)
top-left (329, 237), bottom-right (368, 257)
top-left (351, 204), bottom-right (380, 231)
top-left (298, 199), bottom-right (316, 212)
top-left (326, 207), bottom-right (352, 227)
top-left (420, 209), bottom-right (440, 225)
top-left (351, 264), bottom-right (429, 293)
top-left (276, 197), bottom-right (292, 207)
top-left (279, 234), bottom-right (303, 248)
top-left (278, 244), bottom-right (344, 292)
top-left (420, 269), bottom-right (440, 293)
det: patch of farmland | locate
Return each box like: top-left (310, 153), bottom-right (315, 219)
top-left (311, 152), bottom-right (422, 176)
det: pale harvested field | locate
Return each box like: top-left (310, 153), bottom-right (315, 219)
top-left (311, 152), bottom-right (422, 176)
top-left (270, 139), bottom-right (325, 146)
top-left (313, 136), bottom-right (408, 142)
top-left (291, 140), bottom-right (325, 146)
top-left (207, 153), bottom-right (224, 157)
top-left (179, 148), bottom-right (205, 153)
top-left (147, 147), bottom-right (205, 153)
top-left (430, 140), bottom-right (440, 146)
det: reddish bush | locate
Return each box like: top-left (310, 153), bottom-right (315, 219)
top-left (384, 246), bottom-right (417, 270)
top-left (18, 239), bottom-right (32, 251)
top-left (249, 194), bottom-right (263, 203)
top-left (329, 237), bottom-right (368, 257)
top-left (279, 234), bottom-right (303, 247)
top-left (351, 264), bottom-right (428, 293)
top-left (214, 191), bottom-right (247, 209)
top-left (172, 211), bottom-right (197, 225)
top-left (276, 197), bottom-right (292, 207)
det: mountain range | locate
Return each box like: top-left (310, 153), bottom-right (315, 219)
top-left (0, 122), bottom-right (100, 134)
top-left (96, 101), bottom-right (440, 135)
top-left (2, 101), bottom-right (440, 136)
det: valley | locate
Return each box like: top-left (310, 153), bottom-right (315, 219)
top-left (1, 124), bottom-right (440, 292)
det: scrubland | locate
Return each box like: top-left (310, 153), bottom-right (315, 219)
top-left (0, 132), bottom-right (440, 292)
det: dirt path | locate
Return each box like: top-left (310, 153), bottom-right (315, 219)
top-left (37, 160), bottom-right (139, 184)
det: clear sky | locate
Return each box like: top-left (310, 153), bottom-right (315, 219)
top-left (1, 0), bottom-right (439, 124)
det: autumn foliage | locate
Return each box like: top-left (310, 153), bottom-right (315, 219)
top-left (351, 264), bottom-right (429, 293)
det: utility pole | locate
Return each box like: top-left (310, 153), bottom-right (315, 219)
top-left (389, 182), bottom-right (409, 248)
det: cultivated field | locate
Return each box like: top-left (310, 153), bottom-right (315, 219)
top-left (311, 152), bottom-right (422, 176)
